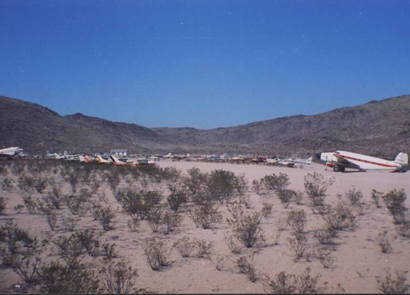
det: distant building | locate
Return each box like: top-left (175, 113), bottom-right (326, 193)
top-left (110, 149), bottom-right (128, 158)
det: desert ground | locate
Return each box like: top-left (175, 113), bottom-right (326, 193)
top-left (0, 158), bottom-right (409, 293)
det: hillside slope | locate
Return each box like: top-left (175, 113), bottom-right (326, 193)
top-left (1, 95), bottom-right (409, 157)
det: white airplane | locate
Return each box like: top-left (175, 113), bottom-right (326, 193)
top-left (317, 151), bottom-right (408, 172)
top-left (96, 155), bottom-right (112, 164)
top-left (110, 155), bottom-right (128, 166)
top-left (0, 147), bottom-right (24, 156)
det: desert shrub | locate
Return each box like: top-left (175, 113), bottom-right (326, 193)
top-left (14, 204), bottom-right (24, 214)
top-left (144, 238), bottom-right (171, 271)
top-left (261, 202), bottom-right (273, 218)
top-left (54, 230), bottom-right (99, 263)
top-left (183, 167), bottom-right (207, 196)
top-left (322, 202), bottom-right (356, 232)
top-left (22, 195), bottom-right (40, 214)
top-left (127, 217), bottom-right (140, 232)
top-left (314, 248), bottom-right (334, 269)
top-left (167, 182), bottom-right (188, 212)
top-left (207, 169), bottom-right (247, 202)
top-left (18, 175), bottom-right (35, 193)
top-left (11, 255), bottom-right (41, 289)
top-left (162, 210), bottom-right (183, 234)
top-left (117, 189), bottom-right (162, 220)
top-left (46, 211), bottom-right (57, 231)
top-left (376, 269), bottom-right (409, 294)
top-left (1, 177), bottom-right (14, 192)
top-left (146, 207), bottom-right (164, 233)
top-left (398, 221), bottom-right (410, 239)
top-left (93, 206), bottom-right (116, 231)
top-left (0, 196), bottom-right (7, 214)
top-left (66, 189), bottom-right (90, 215)
top-left (190, 201), bottom-right (222, 229)
top-left (44, 186), bottom-right (64, 210)
top-left (37, 260), bottom-right (102, 294)
top-left (263, 268), bottom-right (324, 294)
top-left (313, 227), bottom-right (335, 246)
top-left (261, 173), bottom-right (290, 192)
top-left (237, 256), bottom-right (258, 282)
top-left (100, 260), bottom-right (138, 294)
top-left (174, 236), bottom-right (197, 258)
top-left (304, 172), bottom-right (333, 210)
top-left (287, 234), bottom-right (309, 262)
top-left (346, 187), bottom-right (363, 207)
top-left (371, 189), bottom-right (383, 208)
top-left (287, 209), bottom-right (306, 235)
top-left (376, 231), bottom-right (392, 253)
top-left (195, 240), bottom-right (213, 258)
top-left (382, 189), bottom-right (408, 225)
top-left (33, 177), bottom-right (48, 194)
top-left (225, 234), bottom-right (243, 254)
top-left (0, 222), bottom-right (38, 268)
top-left (102, 243), bottom-right (118, 260)
top-left (227, 207), bottom-right (264, 248)
top-left (277, 189), bottom-right (297, 208)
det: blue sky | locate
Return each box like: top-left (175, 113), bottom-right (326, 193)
top-left (1, 0), bottom-right (409, 129)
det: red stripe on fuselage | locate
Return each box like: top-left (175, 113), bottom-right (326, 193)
top-left (334, 153), bottom-right (397, 168)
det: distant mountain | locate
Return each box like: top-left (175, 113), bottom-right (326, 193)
top-left (1, 94), bottom-right (409, 158)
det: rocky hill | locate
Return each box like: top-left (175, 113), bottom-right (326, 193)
top-left (1, 94), bottom-right (409, 157)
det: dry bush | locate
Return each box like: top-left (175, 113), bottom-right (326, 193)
top-left (371, 189), bottom-right (383, 208)
top-left (207, 169), bottom-right (247, 202)
top-left (66, 189), bottom-right (90, 215)
top-left (174, 236), bottom-right (197, 258)
top-left (382, 189), bottom-right (408, 225)
top-left (376, 269), bottom-right (409, 294)
top-left (11, 255), bottom-right (42, 289)
top-left (287, 234), bottom-right (309, 262)
top-left (0, 222), bottom-right (38, 268)
top-left (314, 248), bottom-right (334, 269)
top-left (190, 201), bottom-right (222, 229)
top-left (54, 230), bottom-right (99, 263)
top-left (313, 227), bottom-right (335, 246)
top-left (1, 177), bottom-right (14, 192)
top-left (22, 195), bottom-right (40, 214)
top-left (102, 243), bottom-right (118, 260)
top-left (44, 186), bottom-right (64, 210)
top-left (195, 240), bottom-right (213, 258)
top-left (225, 233), bottom-right (243, 254)
top-left (237, 255), bottom-right (258, 282)
top-left (146, 207), bottom-right (164, 233)
top-left (260, 173), bottom-right (290, 192)
top-left (262, 202), bottom-right (273, 218)
top-left (304, 172), bottom-right (333, 210)
top-left (162, 210), bottom-right (183, 234)
top-left (167, 182), bottom-right (188, 212)
top-left (0, 196), bottom-right (7, 214)
top-left (322, 201), bottom-right (356, 232)
top-left (376, 231), bottom-right (393, 253)
top-left (144, 238), bottom-right (171, 271)
top-left (227, 207), bottom-right (264, 248)
top-left (100, 260), bottom-right (138, 294)
top-left (287, 209), bottom-right (306, 235)
top-left (46, 211), bottom-right (57, 231)
top-left (117, 189), bottom-right (162, 220)
top-left (263, 267), bottom-right (324, 294)
top-left (127, 217), bottom-right (140, 232)
top-left (37, 259), bottom-right (102, 294)
top-left (93, 206), bottom-right (116, 231)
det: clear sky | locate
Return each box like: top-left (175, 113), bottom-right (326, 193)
top-left (1, 0), bottom-right (409, 129)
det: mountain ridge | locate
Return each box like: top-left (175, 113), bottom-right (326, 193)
top-left (1, 94), bottom-right (409, 157)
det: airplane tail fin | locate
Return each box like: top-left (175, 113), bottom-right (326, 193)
top-left (394, 152), bottom-right (408, 165)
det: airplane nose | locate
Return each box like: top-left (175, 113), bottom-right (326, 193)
top-left (315, 152), bottom-right (322, 161)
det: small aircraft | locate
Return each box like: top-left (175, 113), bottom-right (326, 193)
top-left (96, 155), bottom-right (112, 164)
top-left (110, 155), bottom-right (128, 166)
top-left (0, 147), bottom-right (24, 156)
top-left (317, 150), bottom-right (408, 172)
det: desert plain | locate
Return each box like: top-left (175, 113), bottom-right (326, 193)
top-left (0, 158), bottom-right (409, 293)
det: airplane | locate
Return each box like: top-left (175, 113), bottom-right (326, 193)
top-left (110, 155), bottom-right (128, 166)
top-left (0, 147), bottom-right (24, 156)
top-left (96, 155), bottom-right (112, 164)
top-left (317, 151), bottom-right (408, 172)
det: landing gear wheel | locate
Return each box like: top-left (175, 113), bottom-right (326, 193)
top-left (333, 165), bottom-right (339, 172)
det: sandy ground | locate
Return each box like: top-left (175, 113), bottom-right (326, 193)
top-left (1, 160), bottom-right (409, 293)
